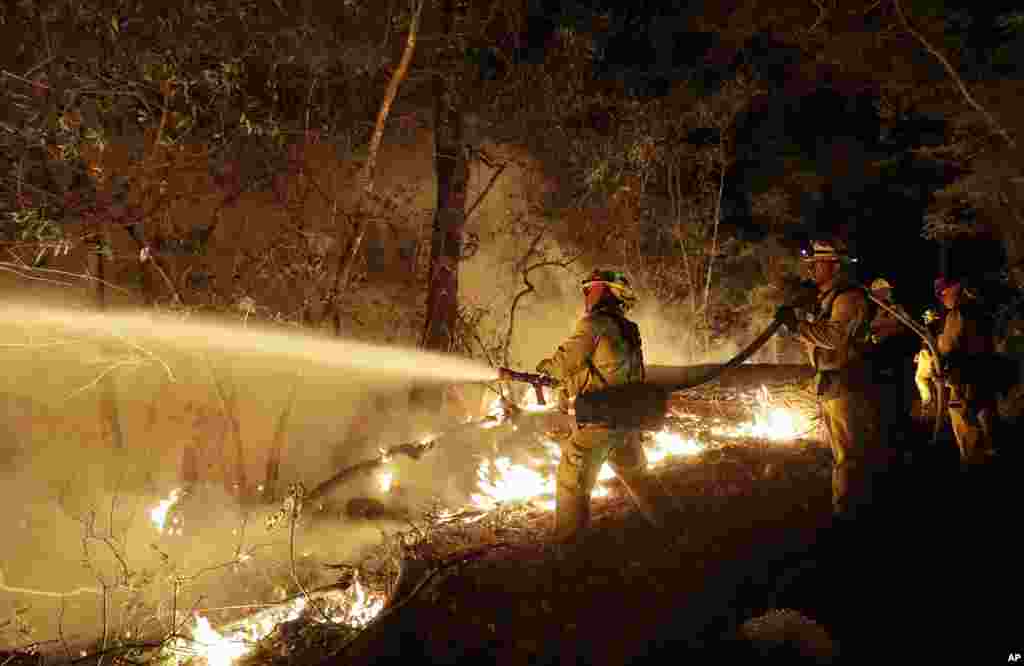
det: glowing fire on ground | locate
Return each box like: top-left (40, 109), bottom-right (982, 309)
top-left (468, 427), bottom-right (702, 512)
top-left (178, 575), bottom-right (386, 666)
top-left (150, 383), bottom-right (805, 665)
top-left (150, 487), bottom-right (184, 534)
top-left (645, 428), bottom-right (703, 463)
top-left (713, 385), bottom-right (811, 441)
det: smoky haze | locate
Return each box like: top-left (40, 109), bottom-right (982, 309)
top-left (0, 120), bottom-right (790, 654)
top-left (0, 301), bottom-right (502, 652)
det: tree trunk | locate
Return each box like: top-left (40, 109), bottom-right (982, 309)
top-left (330, 0), bottom-right (424, 337)
top-left (410, 0), bottom-right (468, 413)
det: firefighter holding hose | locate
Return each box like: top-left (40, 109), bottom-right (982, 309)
top-left (775, 240), bottom-right (886, 522)
top-left (534, 270), bottom-right (677, 548)
top-left (934, 276), bottom-right (1000, 467)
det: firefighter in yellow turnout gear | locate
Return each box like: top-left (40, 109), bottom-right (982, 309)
top-left (778, 241), bottom-right (886, 520)
top-left (935, 277), bottom-right (1000, 466)
top-left (536, 270), bottom-right (676, 544)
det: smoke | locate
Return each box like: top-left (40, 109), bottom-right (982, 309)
top-left (460, 241), bottom-right (746, 375)
top-left (0, 301), bottom-right (500, 651)
top-left (0, 121), bottom-right (804, 653)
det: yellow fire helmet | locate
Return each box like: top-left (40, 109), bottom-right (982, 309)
top-left (870, 277), bottom-right (893, 292)
top-left (799, 239), bottom-right (854, 263)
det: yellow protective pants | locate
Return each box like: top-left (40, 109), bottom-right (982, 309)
top-left (553, 424), bottom-right (674, 544)
top-left (821, 376), bottom-right (885, 518)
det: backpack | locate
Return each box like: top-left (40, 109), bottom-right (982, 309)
top-left (573, 311), bottom-right (670, 430)
top-left (817, 283), bottom-right (879, 358)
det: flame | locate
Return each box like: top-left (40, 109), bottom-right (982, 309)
top-left (468, 427), bottom-right (705, 511)
top-left (713, 385), bottom-right (809, 441)
top-left (470, 457), bottom-right (554, 509)
top-left (183, 597), bottom-right (307, 666)
top-left (332, 575), bottom-right (386, 627)
top-left (646, 429), bottom-right (703, 464)
top-left (179, 574), bottom-right (388, 666)
top-left (159, 385), bottom-right (731, 662)
top-left (189, 615), bottom-right (250, 666)
top-left (150, 488), bottom-right (183, 533)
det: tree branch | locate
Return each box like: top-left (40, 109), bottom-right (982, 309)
top-left (502, 233), bottom-right (582, 368)
top-left (466, 159), bottom-right (506, 221)
top-left (892, 0), bottom-right (1015, 149)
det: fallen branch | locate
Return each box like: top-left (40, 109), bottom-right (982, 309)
top-left (301, 439), bottom-right (442, 507)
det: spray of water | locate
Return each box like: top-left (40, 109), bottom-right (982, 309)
top-left (0, 302), bottom-right (501, 653)
top-left (0, 303), bottom-right (498, 384)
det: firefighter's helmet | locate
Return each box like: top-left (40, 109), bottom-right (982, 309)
top-left (870, 277), bottom-right (893, 292)
top-left (800, 239), bottom-right (855, 264)
top-left (581, 269), bottom-right (637, 310)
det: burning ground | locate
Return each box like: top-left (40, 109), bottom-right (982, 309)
top-left (3, 379), bottom-right (1018, 665)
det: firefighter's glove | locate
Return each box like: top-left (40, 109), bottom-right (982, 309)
top-left (535, 358), bottom-right (555, 377)
top-left (775, 305), bottom-right (801, 333)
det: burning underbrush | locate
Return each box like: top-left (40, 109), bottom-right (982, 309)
top-left (0, 381), bottom-right (824, 666)
top-left (118, 383), bottom-right (827, 666)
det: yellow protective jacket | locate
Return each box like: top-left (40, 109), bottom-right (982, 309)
top-left (937, 302), bottom-right (996, 396)
top-left (796, 279), bottom-right (873, 374)
top-left (937, 305), bottom-right (993, 357)
top-left (870, 300), bottom-right (911, 342)
top-left (541, 306), bottom-right (645, 399)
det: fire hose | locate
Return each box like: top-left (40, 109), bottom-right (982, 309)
top-left (495, 311), bottom-right (791, 425)
top-left (858, 284), bottom-right (946, 446)
top-left (497, 288), bottom-right (946, 445)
